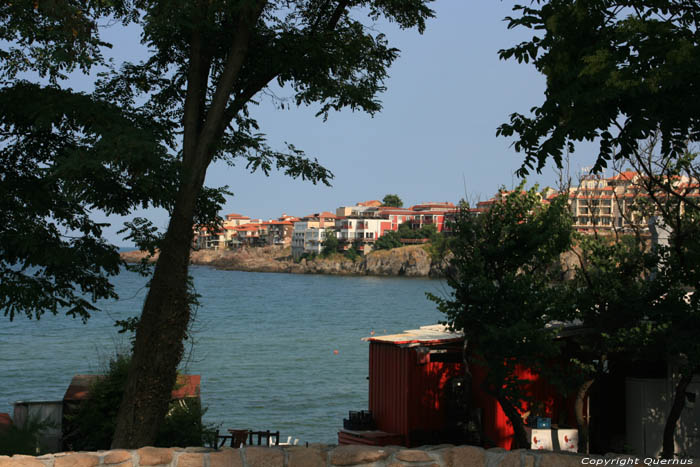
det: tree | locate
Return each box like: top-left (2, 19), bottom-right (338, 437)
top-left (373, 230), bottom-right (402, 250)
top-left (96, 1), bottom-right (434, 448)
top-left (0, 2), bottom-right (182, 323)
top-left (498, 5), bottom-right (700, 455)
top-left (382, 193), bottom-right (403, 207)
top-left (563, 234), bottom-right (664, 453)
top-left (609, 142), bottom-right (700, 458)
top-left (321, 229), bottom-right (338, 257)
top-left (429, 185), bottom-right (574, 449)
top-left (1, 0), bottom-right (435, 447)
top-left (497, 1), bottom-right (700, 176)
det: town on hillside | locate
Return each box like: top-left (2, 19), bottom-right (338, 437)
top-left (193, 171), bottom-right (700, 258)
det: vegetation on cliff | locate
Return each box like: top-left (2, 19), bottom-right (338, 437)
top-left (122, 244), bottom-right (444, 277)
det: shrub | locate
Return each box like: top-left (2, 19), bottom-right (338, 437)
top-left (155, 398), bottom-right (212, 447)
top-left (0, 416), bottom-right (55, 456)
top-left (65, 354), bottom-right (215, 450)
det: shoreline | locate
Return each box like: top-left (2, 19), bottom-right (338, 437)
top-left (120, 245), bottom-right (447, 278)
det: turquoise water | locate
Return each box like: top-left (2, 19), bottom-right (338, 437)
top-left (0, 267), bottom-right (447, 444)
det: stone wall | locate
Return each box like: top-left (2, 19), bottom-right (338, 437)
top-left (0, 444), bottom-right (648, 467)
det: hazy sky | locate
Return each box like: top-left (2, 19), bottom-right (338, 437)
top-left (86, 1), bottom-right (600, 245)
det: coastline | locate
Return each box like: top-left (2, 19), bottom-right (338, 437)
top-left (120, 245), bottom-right (447, 278)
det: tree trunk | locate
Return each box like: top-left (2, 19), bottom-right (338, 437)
top-left (497, 395), bottom-right (529, 449)
top-left (662, 370), bottom-right (694, 459)
top-left (111, 183), bottom-right (202, 448)
top-left (575, 379), bottom-right (594, 454)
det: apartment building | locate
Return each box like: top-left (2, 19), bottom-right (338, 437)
top-left (291, 212), bottom-right (338, 258)
top-left (474, 171), bottom-right (698, 234)
top-left (264, 219), bottom-right (295, 247)
top-left (407, 202), bottom-right (457, 232)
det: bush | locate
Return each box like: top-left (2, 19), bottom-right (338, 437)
top-left (374, 231), bottom-right (402, 250)
top-left (65, 354), bottom-right (215, 450)
top-left (155, 398), bottom-right (212, 448)
top-left (321, 230), bottom-right (339, 257)
top-left (0, 416), bottom-right (55, 456)
top-left (344, 245), bottom-right (361, 260)
top-left (64, 355), bottom-right (130, 451)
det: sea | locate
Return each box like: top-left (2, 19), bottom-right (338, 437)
top-left (0, 265), bottom-right (448, 444)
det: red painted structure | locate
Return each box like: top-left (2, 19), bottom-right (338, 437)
top-left (338, 326), bottom-right (464, 447)
top-left (342, 325), bottom-right (577, 449)
top-left (471, 363), bottom-right (575, 449)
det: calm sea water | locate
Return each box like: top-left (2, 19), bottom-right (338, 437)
top-left (0, 267), bottom-right (447, 444)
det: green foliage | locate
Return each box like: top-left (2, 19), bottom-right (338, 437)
top-left (0, 415), bottom-right (56, 456)
top-left (344, 245), bottom-right (361, 261)
top-left (497, 1), bottom-right (700, 175)
top-left (154, 399), bottom-right (214, 448)
top-left (321, 230), bottom-right (339, 257)
top-left (564, 235), bottom-right (665, 376)
top-left (65, 354), bottom-right (131, 451)
top-left (0, 1), bottom-right (138, 83)
top-left (374, 222), bottom-right (440, 251)
top-left (381, 194), bottom-right (403, 207)
top-left (373, 230), bottom-right (402, 250)
top-left (3, 0), bottom-right (437, 445)
top-left (0, 82), bottom-right (177, 322)
top-left (425, 231), bottom-right (453, 262)
top-left (65, 354), bottom-right (213, 450)
top-left (428, 184), bottom-right (574, 445)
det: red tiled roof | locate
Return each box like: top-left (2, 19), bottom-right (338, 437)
top-left (171, 374), bottom-right (201, 399)
top-left (609, 171), bottom-right (638, 181)
top-left (303, 212), bottom-right (338, 219)
top-left (64, 374), bottom-right (200, 401)
top-left (236, 224), bottom-right (261, 231)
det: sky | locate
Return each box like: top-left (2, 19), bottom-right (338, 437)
top-left (84, 1), bottom-right (600, 245)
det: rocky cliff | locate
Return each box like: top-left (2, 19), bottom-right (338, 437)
top-left (120, 245), bottom-right (445, 278)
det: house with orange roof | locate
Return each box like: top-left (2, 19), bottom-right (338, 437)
top-left (263, 217), bottom-right (295, 246)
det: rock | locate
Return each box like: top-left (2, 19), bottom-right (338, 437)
top-left (243, 447), bottom-right (284, 467)
top-left (441, 445), bottom-right (486, 467)
top-left (209, 449), bottom-right (243, 467)
top-left (2, 457), bottom-right (44, 467)
top-left (120, 244), bottom-right (445, 278)
top-left (287, 447), bottom-right (325, 467)
top-left (395, 449), bottom-right (433, 462)
top-left (175, 452), bottom-right (204, 467)
top-left (103, 450), bottom-right (131, 465)
top-left (330, 445), bottom-right (391, 466)
top-left (54, 453), bottom-right (100, 467)
top-left (136, 447), bottom-right (174, 466)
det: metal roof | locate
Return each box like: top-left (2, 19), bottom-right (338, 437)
top-left (363, 324), bottom-right (463, 346)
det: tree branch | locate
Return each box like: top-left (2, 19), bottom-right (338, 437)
top-left (194, 0), bottom-right (268, 167)
top-left (211, 0), bottom-right (352, 158)
top-left (182, 0), bottom-right (210, 166)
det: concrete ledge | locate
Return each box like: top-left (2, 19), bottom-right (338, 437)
top-left (0, 445), bottom-right (658, 467)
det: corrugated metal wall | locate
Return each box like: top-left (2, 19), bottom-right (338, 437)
top-left (369, 342), bottom-right (464, 446)
top-left (369, 343), bottom-right (409, 437)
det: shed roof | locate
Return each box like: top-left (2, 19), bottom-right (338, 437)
top-left (63, 374), bottom-right (200, 401)
top-left (364, 324), bottom-right (463, 346)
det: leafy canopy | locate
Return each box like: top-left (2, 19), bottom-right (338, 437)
top-left (497, 1), bottom-right (700, 175)
top-left (382, 193), bottom-right (403, 207)
top-left (0, 1), bottom-right (184, 322)
top-left (428, 184), bottom-right (573, 445)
